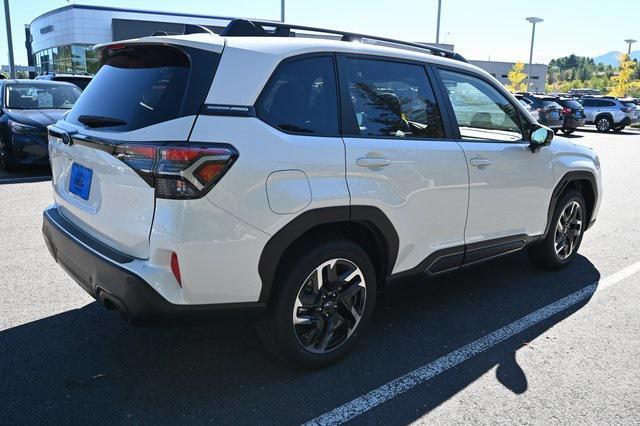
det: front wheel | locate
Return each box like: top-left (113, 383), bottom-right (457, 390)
top-left (595, 116), bottom-right (612, 132)
top-left (256, 239), bottom-right (376, 368)
top-left (528, 190), bottom-right (586, 269)
top-left (0, 136), bottom-right (13, 171)
top-left (561, 128), bottom-right (575, 135)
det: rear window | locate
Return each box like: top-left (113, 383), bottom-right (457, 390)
top-left (55, 77), bottom-right (91, 91)
top-left (561, 100), bottom-right (582, 109)
top-left (541, 100), bottom-right (561, 108)
top-left (66, 45), bottom-right (217, 131)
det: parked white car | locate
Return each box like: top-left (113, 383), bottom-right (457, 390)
top-left (42, 20), bottom-right (602, 367)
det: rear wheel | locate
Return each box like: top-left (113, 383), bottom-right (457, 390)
top-left (528, 190), bottom-right (586, 269)
top-left (256, 239), bottom-right (376, 368)
top-left (613, 124), bottom-right (625, 133)
top-left (561, 128), bottom-right (575, 135)
top-left (595, 116), bottom-right (612, 132)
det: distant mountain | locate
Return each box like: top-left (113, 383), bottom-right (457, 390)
top-left (594, 50), bottom-right (640, 66)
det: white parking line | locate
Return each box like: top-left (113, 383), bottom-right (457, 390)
top-left (304, 260), bottom-right (640, 426)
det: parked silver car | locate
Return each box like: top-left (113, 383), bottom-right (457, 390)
top-left (580, 96), bottom-right (636, 132)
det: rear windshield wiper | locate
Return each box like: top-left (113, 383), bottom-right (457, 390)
top-left (78, 115), bottom-right (127, 128)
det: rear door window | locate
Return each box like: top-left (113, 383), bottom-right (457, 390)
top-left (342, 58), bottom-right (444, 139)
top-left (257, 56), bottom-right (339, 136)
top-left (66, 45), bottom-right (218, 131)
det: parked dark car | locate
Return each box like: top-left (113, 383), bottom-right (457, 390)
top-left (35, 73), bottom-right (92, 90)
top-left (519, 94), bottom-right (564, 131)
top-left (554, 97), bottom-right (585, 135)
top-left (0, 80), bottom-right (81, 170)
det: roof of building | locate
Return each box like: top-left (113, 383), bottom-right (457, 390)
top-left (31, 4), bottom-right (239, 25)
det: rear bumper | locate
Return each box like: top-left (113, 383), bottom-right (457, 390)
top-left (540, 117), bottom-right (564, 129)
top-left (563, 117), bottom-right (585, 129)
top-left (42, 207), bottom-right (265, 325)
top-left (620, 117), bottom-right (632, 126)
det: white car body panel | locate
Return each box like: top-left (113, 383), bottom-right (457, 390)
top-left (342, 137), bottom-right (469, 273)
top-left (48, 117), bottom-right (198, 259)
top-left (190, 115), bottom-right (350, 236)
top-left (458, 141), bottom-right (555, 242)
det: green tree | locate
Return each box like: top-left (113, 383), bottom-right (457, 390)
top-left (505, 62), bottom-right (528, 92)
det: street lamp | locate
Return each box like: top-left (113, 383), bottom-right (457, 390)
top-left (435, 0), bottom-right (442, 44)
top-left (526, 17), bottom-right (543, 92)
top-left (624, 39), bottom-right (637, 55)
top-left (3, 0), bottom-right (15, 79)
top-left (281, 0), bottom-right (285, 22)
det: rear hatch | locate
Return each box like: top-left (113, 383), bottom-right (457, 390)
top-left (49, 40), bottom-right (223, 259)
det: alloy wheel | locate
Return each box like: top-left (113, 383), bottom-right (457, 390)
top-left (292, 258), bottom-right (366, 354)
top-left (554, 201), bottom-right (583, 260)
top-left (596, 117), bottom-right (611, 132)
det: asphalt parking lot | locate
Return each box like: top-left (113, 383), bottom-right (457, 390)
top-left (2, 128), bottom-right (640, 424)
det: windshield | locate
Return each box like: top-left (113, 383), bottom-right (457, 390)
top-left (5, 84), bottom-right (81, 110)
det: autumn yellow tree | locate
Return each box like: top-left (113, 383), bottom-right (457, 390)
top-left (505, 62), bottom-right (529, 92)
top-left (608, 54), bottom-right (640, 97)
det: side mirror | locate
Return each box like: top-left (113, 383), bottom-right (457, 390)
top-left (529, 126), bottom-right (553, 152)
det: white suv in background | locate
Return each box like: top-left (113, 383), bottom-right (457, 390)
top-left (42, 20), bottom-right (602, 368)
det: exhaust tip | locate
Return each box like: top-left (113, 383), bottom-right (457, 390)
top-left (97, 289), bottom-right (129, 322)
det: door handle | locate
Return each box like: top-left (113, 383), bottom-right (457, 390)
top-left (356, 157), bottom-right (391, 168)
top-left (469, 158), bottom-right (492, 167)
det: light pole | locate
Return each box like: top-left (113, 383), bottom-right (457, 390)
top-left (526, 17), bottom-right (543, 92)
top-left (435, 0), bottom-right (442, 44)
top-left (3, 0), bottom-right (15, 79)
top-left (624, 39), bottom-right (637, 55)
top-left (281, 0), bottom-right (285, 22)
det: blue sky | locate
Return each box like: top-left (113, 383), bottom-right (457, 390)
top-left (2, 0), bottom-right (639, 66)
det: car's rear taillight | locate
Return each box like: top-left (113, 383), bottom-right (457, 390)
top-left (562, 107), bottom-right (572, 115)
top-left (113, 143), bottom-right (238, 199)
top-left (621, 107), bottom-right (631, 113)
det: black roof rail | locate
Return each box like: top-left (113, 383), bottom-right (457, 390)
top-left (220, 19), bottom-right (467, 63)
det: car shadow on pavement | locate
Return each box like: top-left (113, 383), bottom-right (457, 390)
top-left (0, 252), bottom-right (600, 425)
top-left (0, 166), bottom-right (52, 185)
top-left (577, 128), bottom-right (640, 136)
top-left (559, 133), bottom-right (584, 139)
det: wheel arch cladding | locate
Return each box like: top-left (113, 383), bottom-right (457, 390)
top-left (257, 206), bottom-right (399, 302)
top-left (544, 171), bottom-right (598, 238)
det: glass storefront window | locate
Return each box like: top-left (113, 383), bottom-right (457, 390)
top-left (34, 44), bottom-right (98, 75)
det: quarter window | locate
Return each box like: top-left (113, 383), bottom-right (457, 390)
top-left (438, 69), bottom-right (523, 142)
top-left (343, 58), bottom-right (444, 139)
top-left (257, 56), bottom-right (339, 136)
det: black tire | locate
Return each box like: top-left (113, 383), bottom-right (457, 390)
top-left (256, 239), bottom-right (376, 368)
top-left (553, 128), bottom-right (559, 134)
top-left (613, 124), bottom-right (625, 133)
top-left (561, 128), bottom-right (575, 135)
top-left (595, 116), bottom-right (612, 133)
top-left (528, 190), bottom-right (586, 269)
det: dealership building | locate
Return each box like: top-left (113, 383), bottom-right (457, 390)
top-left (470, 60), bottom-right (548, 93)
top-left (27, 5), bottom-right (237, 75)
top-left (27, 4), bottom-right (547, 92)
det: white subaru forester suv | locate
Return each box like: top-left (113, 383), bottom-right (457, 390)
top-left (43, 20), bottom-right (601, 368)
